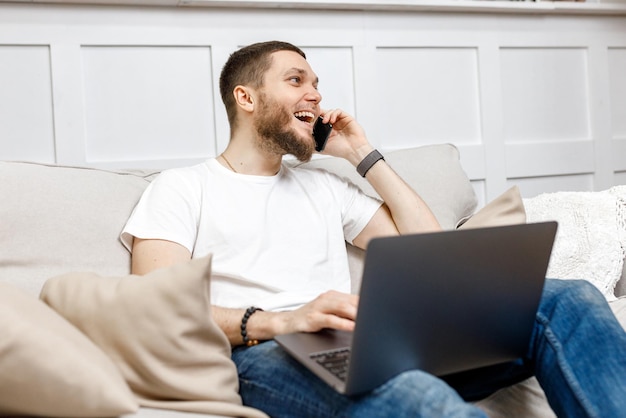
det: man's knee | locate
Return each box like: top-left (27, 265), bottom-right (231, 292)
top-left (544, 279), bottom-right (602, 302)
top-left (364, 370), bottom-right (487, 417)
top-left (373, 369), bottom-right (449, 396)
top-left (541, 279), bottom-right (608, 320)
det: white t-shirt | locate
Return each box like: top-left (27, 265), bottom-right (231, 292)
top-left (121, 158), bottom-right (382, 311)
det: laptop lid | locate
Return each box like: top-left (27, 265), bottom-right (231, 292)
top-left (275, 222), bottom-right (557, 396)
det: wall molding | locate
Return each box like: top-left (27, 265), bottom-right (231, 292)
top-left (3, 0), bottom-right (626, 15)
top-left (1, 2), bottom-right (625, 205)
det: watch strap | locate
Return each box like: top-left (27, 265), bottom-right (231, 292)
top-left (356, 149), bottom-right (385, 177)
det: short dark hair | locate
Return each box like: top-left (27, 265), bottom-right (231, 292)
top-left (219, 41), bottom-right (306, 129)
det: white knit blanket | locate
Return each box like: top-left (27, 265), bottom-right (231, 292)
top-left (523, 185), bottom-right (626, 301)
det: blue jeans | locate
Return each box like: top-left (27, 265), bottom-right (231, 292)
top-left (232, 279), bottom-right (626, 417)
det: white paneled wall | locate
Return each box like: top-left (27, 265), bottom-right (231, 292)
top-left (0, 45), bottom-right (55, 162)
top-left (81, 46), bottom-right (215, 164)
top-left (1, 2), bottom-right (625, 205)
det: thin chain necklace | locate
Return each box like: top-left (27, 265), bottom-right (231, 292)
top-left (220, 153), bottom-right (280, 176)
top-left (220, 154), bottom-right (237, 173)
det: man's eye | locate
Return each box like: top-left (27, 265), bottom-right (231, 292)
top-left (289, 77), bottom-right (300, 83)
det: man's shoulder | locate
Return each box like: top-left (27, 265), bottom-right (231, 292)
top-left (284, 160), bottom-right (340, 181)
top-left (284, 160), bottom-right (357, 190)
top-left (156, 160), bottom-right (213, 182)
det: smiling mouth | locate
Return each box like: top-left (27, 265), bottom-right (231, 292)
top-left (294, 111), bottom-right (315, 125)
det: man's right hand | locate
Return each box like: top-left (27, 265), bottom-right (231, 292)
top-left (279, 290), bottom-right (358, 334)
top-left (213, 290), bottom-right (359, 347)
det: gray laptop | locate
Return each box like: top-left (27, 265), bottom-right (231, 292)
top-left (274, 222), bottom-right (557, 396)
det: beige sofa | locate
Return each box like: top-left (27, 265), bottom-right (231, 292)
top-left (1, 144), bottom-right (624, 417)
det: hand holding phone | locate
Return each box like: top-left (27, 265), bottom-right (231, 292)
top-left (312, 116), bottom-right (333, 152)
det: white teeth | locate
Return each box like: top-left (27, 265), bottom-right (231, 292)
top-left (294, 111), bottom-right (315, 122)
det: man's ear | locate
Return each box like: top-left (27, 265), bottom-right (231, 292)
top-left (233, 85), bottom-right (255, 113)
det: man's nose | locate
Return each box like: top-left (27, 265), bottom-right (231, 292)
top-left (306, 87), bottom-right (322, 104)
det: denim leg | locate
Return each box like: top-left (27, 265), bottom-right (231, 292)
top-left (232, 340), bottom-right (487, 418)
top-left (530, 279), bottom-right (626, 418)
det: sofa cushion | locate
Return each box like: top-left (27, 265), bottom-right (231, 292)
top-left (0, 161), bottom-right (155, 297)
top-left (618, 268), bottom-right (626, 298)
top-left (295, 144), bottom-right (477, 231)
top-left (475, 377), bottom-right (556, 418)
top-left (610, 296), bottom-right (626, 331)
top-left (0, 281), bottom-right (138, 417)
top-left (40, 255), bottom-right (267, 418)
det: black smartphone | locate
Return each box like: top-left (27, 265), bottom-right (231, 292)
top-left (312, 116), bottom-right (332, 152)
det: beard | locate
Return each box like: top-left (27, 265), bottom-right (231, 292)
top-left (253, 93), bottom-right (315, 162)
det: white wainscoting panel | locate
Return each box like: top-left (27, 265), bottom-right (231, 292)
top-left (0, 2), bottom-right (625, 201)
top-left (303, 47), bottom-right (356, 117)
top-left (0, 45), bottom-right (55, 162)
top-left (82, 46), bottom-right (215, 167)
top-left (374, 47), bottom-right (482, 149)
top-left (500, 47), bottom-right (596, 196)
top-left (614, 138), bottom-right (626, 174)
top-left (511, 174), bottom-right (595, 199)
top-left (609, 48), bottom-right (626, 183)
top-left (609, 48), bottom-right (626, 139)
top-left (501, 48), bottom-right (590, 142)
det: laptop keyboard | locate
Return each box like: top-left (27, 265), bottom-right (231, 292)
top-left (311, 348), bottom-right (351, 382)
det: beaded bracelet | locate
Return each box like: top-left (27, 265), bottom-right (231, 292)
top-left (240, 306), bottom-right (263, 347)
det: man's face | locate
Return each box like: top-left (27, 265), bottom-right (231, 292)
top-left (252, 50), bottom-right (322, 162)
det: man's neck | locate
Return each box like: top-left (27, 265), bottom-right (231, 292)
top-left (220, 136), bottom-right (283, 176)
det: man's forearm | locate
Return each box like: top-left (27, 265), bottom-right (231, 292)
top-left (355, 148), bottom-right (441, 235)
top-left (212, 290), bottom-right (358, 346)
top-left (212, 305), bottom-right (284, 347)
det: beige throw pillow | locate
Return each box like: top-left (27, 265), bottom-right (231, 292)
top-left (458, 186), bottom-right (526, 229)
top-left (40, 255), bottom-right (268, 418)
top-left (0, 281), bottom-right (138, 417)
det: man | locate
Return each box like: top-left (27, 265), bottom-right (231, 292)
top-left (123, 41), bottom-right (626, 417)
